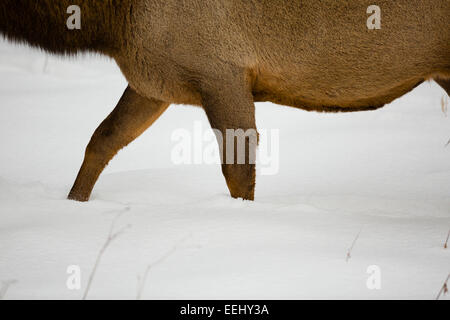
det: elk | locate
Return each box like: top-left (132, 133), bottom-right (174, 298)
top-left (0, 1), bottom-right (449, 202)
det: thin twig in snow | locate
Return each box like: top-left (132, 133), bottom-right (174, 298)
top-left (346, 227), bottom-right (363, 262)
top-left (444, 229), bottom-right (450, 249)
top-left (136, 234), bottom-right (191, 300)
top-left (82, 209), bottom-right (131, 300)
top-left (136, 247), bottom-right (176, 300)
top-left (42, 55), bottom-right (49, 73)
top-left (442, 95), bottom-right (448, 117)
top-left (0, 280), bottom-right (18, 300)
top-left (436, 273), bottom-right (450, 300)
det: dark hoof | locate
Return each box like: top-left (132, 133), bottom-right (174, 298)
top-left (67, 190), bottom-right (90, 202)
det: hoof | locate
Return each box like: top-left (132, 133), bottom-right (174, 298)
top-left (230, 188), bottom-right (255, 201)
top-left (67, 191), bottom-right (90, 202)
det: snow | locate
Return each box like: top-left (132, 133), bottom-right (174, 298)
top-left (0, 39), bottom-right (449, 300)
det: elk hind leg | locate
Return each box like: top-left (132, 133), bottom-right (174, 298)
top-left (68, 86), bottom-right (169, 202)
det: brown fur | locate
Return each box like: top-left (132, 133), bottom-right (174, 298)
top-left (1, 1), bottom-right (449, 201)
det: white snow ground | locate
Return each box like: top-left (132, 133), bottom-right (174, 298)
top-left (0, 40), bottom-right (449, 300)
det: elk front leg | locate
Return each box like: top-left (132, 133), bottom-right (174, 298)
top-left (68, 86), bottom-right (169, 201)
top-left (201, 73), bottom-right (258, 200)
